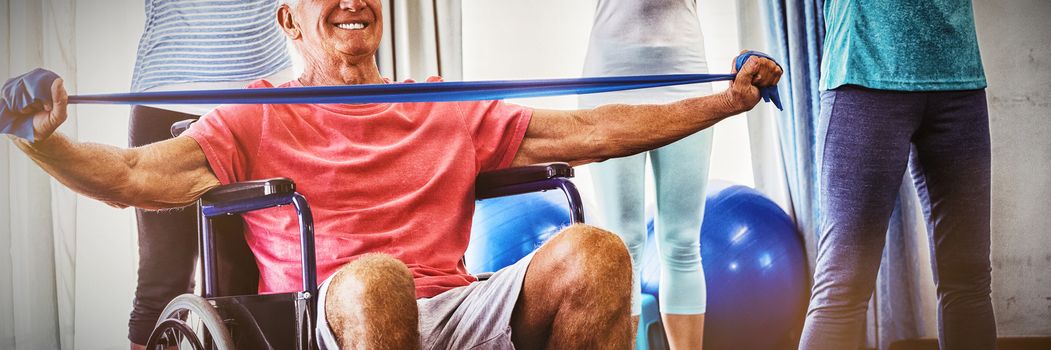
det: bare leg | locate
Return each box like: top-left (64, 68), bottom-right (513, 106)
top-left (662, 313), bottom-right (704, 350)
top-left (325, 254), bottom-right (421, 350)
top-left (510, 224), bottom-right (634, 349)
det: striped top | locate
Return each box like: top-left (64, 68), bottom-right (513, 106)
top-left (131, 0), bottom-right (293, 92)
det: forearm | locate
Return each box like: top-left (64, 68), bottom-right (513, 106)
top-left (585, 91), bottom-right (741, 160)
top-left (9, 133), bottom-right (210, 209)
top-left (515, 54), bottom-right (778, 167)
top-left (11, 133), bottom-right (146, 207)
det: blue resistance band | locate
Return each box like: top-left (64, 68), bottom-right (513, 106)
top-left (2, 51), bottom-right (781, 142)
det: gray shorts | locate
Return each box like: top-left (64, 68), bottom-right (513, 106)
top-left (317, 253), bottom-right (534, 350)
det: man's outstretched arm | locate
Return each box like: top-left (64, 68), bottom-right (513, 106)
top-left (8, 79), bottom-right (219, 210)
top-left (512, 53), bottom-right (782, 167)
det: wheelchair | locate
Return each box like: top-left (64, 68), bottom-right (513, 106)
top-left (144, 120), bottom-right (586, 350)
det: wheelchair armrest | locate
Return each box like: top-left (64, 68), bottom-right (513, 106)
top-left (197, 178), bottom-right (318, 297)
top-left (171, 119), bottom-right (196, 137)
top-left (202, 178), bottom-right (296, 204)
top-left (475, 162), bottom-right (585, 223)
top-left (201, 178), bottom-right (297, 216)
top-left (475, 162), bottom-right (573, 196)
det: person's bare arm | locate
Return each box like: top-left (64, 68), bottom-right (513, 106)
top-left (512, 54), bottom-right (782, 167)
top-left (11, 134), bottom-right (218, 210)
top-left (7, 79), bottom-right (219, 210)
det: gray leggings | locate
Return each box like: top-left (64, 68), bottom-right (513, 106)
top-left (800, 85), bottom-right (996, 349)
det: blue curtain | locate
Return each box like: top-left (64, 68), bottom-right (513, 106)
top-left (760, 0), bottom-right (824, 264)
top-left (759, 1), bottom-right (938, 349)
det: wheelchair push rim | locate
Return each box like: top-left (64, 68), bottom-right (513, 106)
top-left (146, 294), bottom-right (235, 350)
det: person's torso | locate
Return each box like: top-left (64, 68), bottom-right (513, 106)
top-left (581, 0), bottom-right (710, 107)
top-left (131, 0), bottom-right (293, 93)
top-left (235, 82), bottom-right (489, 298)
top-left (821, 0), bottom-right (987, 91)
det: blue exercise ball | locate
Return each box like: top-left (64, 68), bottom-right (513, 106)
top-left (640, 182), bottom-right (808, 350)
top-left (465, 191), bottom-right (571, 274)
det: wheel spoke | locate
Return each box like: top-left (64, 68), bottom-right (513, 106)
top-left (149, 319), bottom-right (206, 350)
top-left (166, 328), bottom-right (177, 345)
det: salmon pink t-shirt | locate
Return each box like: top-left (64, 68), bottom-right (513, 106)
top-left (184, 78), bottom-right (533, 298)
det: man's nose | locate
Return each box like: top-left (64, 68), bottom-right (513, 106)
top-left (340, 0), bottom-right (367, 12)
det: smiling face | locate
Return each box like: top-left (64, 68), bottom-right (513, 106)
top-left (278, 0), bottom-right (385, 84)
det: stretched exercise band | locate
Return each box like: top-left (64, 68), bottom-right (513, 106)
top-left (2, 51), bottom-right (781, 142)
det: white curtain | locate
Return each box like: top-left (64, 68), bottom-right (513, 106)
top-left (1, 0), bottom-right (79, 349)
top-left (377, 0), bottom-right (463, 81)
top-left (735, 0), bottom-right (793, 220)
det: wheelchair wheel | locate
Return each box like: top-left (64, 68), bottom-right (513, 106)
top-left (146, 294), bottom-right (235, 350)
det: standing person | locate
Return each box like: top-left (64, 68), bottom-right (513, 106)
top-left (579, 0), bottom-right (714, 348)
top-left (802, 0), bottom-right (996, 349)
top-left (126, 1), bottom-right (293, 348)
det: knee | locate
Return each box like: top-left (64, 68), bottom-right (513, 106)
top-left (656, 228), bottom-right (701, 264)
top-left (544, 224), bottom-right (632, 292)
top-left (808, 269), bottom-right (878, 312)
top-left (326, 254), bottom-right (419, 347)
top-left (617, 228), bottom-right (647, 262)
top-left (331, 253), bottom-right (415, 297)
top-left (935, 259), bottom-right (992, 298)
top-left (809, 246), bottom-right (885, 302)
top-left (328, 254), bottom-right (416, 314)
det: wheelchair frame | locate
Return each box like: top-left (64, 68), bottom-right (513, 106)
top-left (147, 120), bottom-right (585, 350)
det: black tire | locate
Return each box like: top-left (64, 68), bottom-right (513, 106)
top-left (146, 294), bottom-right (235, 350)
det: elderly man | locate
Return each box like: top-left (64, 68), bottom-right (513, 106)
top-left (11, 0), bottom-right (781, 349)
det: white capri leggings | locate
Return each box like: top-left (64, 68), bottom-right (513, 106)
top-left (590, 126), bottom-right (713, 316)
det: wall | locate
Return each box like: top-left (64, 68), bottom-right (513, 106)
top-left (973, 0), bottom-right (1051, 337)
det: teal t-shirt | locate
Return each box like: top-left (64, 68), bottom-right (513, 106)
top-left (821, 0), bottom-right (987, 91)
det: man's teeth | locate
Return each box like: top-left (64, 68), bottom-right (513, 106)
top-left (336, 23), bottom-right (366, 30)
